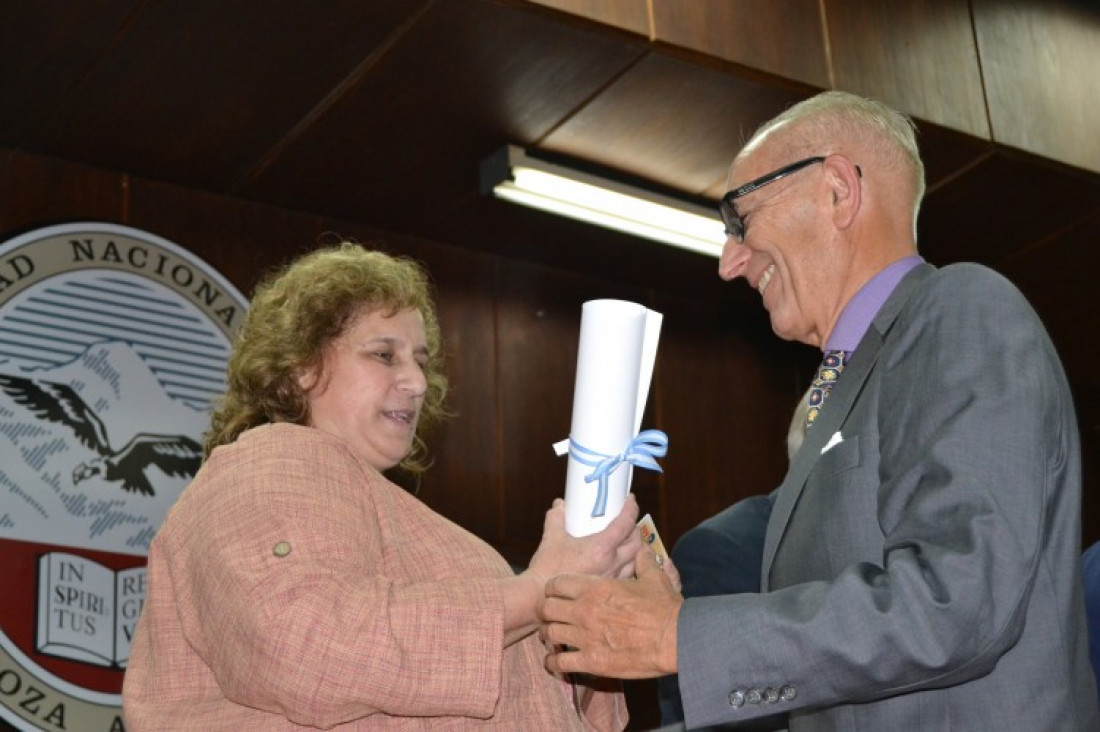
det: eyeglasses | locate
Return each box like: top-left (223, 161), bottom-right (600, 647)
top-left (718, 156), bottom-right (826, 241)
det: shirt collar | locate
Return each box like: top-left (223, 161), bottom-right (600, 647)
top-left (825, 255), bottom-right (924, 353)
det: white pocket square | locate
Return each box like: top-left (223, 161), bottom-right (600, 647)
top-left (821, 431), bottom-right (844, 454)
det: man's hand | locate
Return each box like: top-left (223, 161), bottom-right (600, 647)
top-left (538, 547), bottom-right (683, 679)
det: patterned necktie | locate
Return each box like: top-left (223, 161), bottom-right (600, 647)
top-left (806, 350), bottom-right (846, 430)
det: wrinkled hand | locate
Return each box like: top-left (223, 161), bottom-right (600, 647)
top-left (659, 554), bottom-right (682, 593)
top-left (527, 495), bottom-right (643, 585)
top-left (538, 547), bottom-right (683, 679)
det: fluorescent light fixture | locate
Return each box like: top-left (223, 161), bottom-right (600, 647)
top-left (480, 145), bottom-right (725, 258)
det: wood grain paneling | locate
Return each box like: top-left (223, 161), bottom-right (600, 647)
top-left (243, 0), bottom-right (647, 240)
top-left (916, 150), bottom-right (1100, 268)
top-left (652, 0), bottom-right (830, 90)
top-left (914, 121), bottom-right (995, 192)
top-left (998, 210), bottom-right (1100, 327)
top-left (825, 0), bottom-right (990, 139)
top-left (0, 149), bottom-right (126, 229)
top-left (126, 177), bottom-right (323, 295)
top-left (20, 0), bottom-right (430, 189)
top-left (542, 51), bottom-right (810, 198)
top-left (525, 0), bottom-right (651, 36)
top-left (0, 1), bottom-right (141, 145)
top-left (649, 289), bottom-right (814, 543)
top-left (973, 0), bottom-right (1100, 174)
top-left (6, 0), bottom-right (1099, 325)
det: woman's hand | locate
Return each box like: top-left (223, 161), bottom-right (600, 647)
top-left (527, 495), bottom-right (643, 584)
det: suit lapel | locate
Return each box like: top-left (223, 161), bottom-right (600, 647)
top-left (760, 264), bottom-right (936, 589)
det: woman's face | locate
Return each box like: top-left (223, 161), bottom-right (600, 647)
top-left (300, 305), bottom-right (429, 471)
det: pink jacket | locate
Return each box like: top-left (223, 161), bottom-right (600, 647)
top-left (123, 423), bottom-right (625, 730)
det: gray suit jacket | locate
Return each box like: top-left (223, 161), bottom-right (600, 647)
top-left (659, 495), bottom-right (783, 729)
top-left (678, 263), bottom-right (1100, 730)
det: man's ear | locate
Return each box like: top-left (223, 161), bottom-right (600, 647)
top-left (824, 154), bottom-right (861, 230)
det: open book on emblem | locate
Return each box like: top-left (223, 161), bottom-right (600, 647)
top-left (36, 552), bottom-right (146, 669)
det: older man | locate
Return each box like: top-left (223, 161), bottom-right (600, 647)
top-left (539, 91), bottom-right (1099, 731)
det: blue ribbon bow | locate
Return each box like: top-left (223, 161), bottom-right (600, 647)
top-left (568, 429), bottom-right (668, 517)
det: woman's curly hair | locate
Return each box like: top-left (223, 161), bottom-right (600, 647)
top-left (204, 242), bottom-right (448, 473)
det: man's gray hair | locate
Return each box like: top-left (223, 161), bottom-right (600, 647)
top-left (746, 91), bottom-right (926, 240)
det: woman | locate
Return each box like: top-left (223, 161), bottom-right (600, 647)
top-left (122, 242), bottom-right (641, 729)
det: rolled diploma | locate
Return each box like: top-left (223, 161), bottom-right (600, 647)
top-left (560, 299), bottom-right (662, 536)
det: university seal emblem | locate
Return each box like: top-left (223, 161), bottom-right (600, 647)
top-left (0, 222), bottom-right (247, 731)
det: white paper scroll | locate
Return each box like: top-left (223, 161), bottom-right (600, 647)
top-left (553, 299), bottom-right (663, 536)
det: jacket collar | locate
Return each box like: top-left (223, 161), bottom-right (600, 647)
top-left (760, 263), bottom-right (936, 589)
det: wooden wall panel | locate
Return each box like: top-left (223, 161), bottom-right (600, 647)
top-left (917, 150), bottom-right (1100, 268)
top-left (0, 149), bottom-right (126, 229)
top-left (651, 0), bottom-right (830, 90)
top-left (126, 177), bottom-right (323, 295)
top-left (825, 0), bottom-right (990, 139)
top-left (972, 0), bottom-right (1100, 175)
top-left (525, 0), bottom-right (651, 36)
top-left (914, 121), bottom-right (994, 192)
top-left (650, 291), bottom-right (814, 543)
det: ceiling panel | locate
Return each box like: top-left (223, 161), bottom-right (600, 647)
top-left (526, 0), bottom-right (650, 36)
top-left (826, 0), bottom-right (990, 139)
top-left (17, 0), bottom-right (429, 189)
top-left (973, 0), bottom-right (1100, 174)
top-left (541, 51), bottom-right (808, 198)
top-left (242, 0), bottom-right (647, 232)
top-left (653, 0), bottom-right (830, 90)
top-left (0, 1), bottom-right (142, 144)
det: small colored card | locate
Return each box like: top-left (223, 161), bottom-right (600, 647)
top-left (637, 513), bottom-right (669, 565)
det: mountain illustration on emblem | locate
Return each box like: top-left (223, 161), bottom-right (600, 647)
top-left (0, 373), bottom-right (201, 496)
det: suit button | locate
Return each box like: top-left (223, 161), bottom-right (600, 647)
top-left (780, 685), bottom-right (797, 702)
top-left (273, 541), bottom-right (292, 557)
top-left (746, 688), bottom-right (763, 704)
top-left (728, 689), bottom-right (745, 708)
top-left (763, 687), bottom-right (779, 704)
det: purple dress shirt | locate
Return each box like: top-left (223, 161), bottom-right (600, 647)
top-left (825, 255), bottom-right (924, 354)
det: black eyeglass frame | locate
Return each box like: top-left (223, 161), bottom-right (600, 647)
top-left (719, 156), bottom-right (863, 240)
